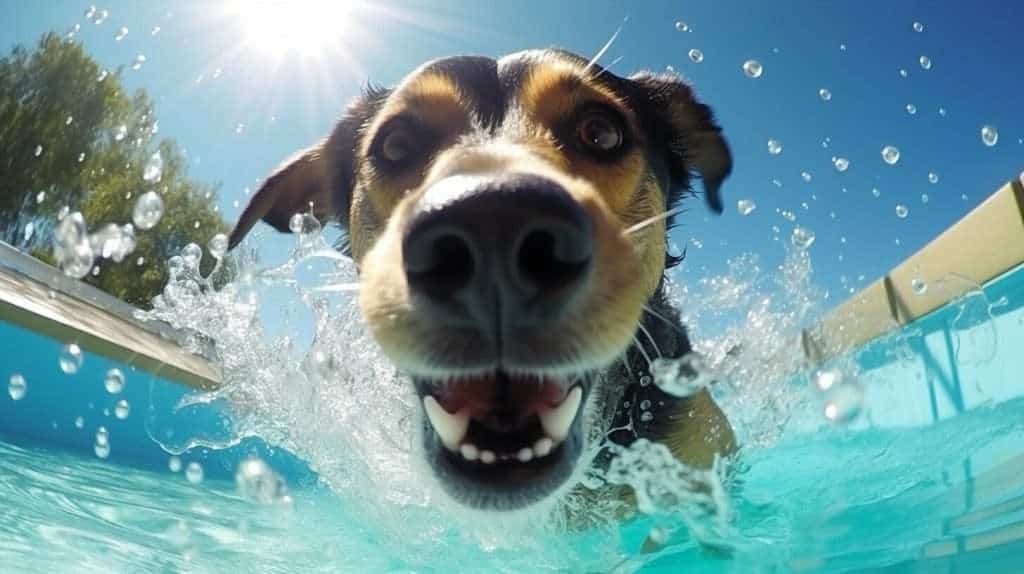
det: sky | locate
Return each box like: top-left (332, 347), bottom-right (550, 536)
top-left (2, 0), bottom-right (1023, 326)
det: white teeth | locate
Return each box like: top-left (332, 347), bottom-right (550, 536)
top-left (480, 450), bottom-right (497, 464)
top-left (534, 437), bottom-right (553, 457)
top-left (517, 447), bottom-right (534, 462)
top-left (538, 386), bottom-right (582, 442)
top-left (460, 443), bottom-right (479, 461)
top-left (423, 396), bottom-right (470, 451)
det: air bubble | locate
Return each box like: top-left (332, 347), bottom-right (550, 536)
top-left (980, 125), bottom-right (998, 146)
top-left (823, 382), bottom-right (865, 425)
top-left (913, 21), bottom-right (924, 32)
top-left (235, 458), bottom-right (291, 505)
top-left (899, 68), bottom-right (908, 78)
top-left (742, 59), bottom-right (763, 78)
top-left (813, 369), bottom-right (842, 392)
top-left (94, 442), bottom-right (110, 459)
top-left (114, 26), bottom-right (128, 41)
top-left (131, 54), bottom-right (146, 70)
top-left (143, 151), bottom-right (163, 182)
top-left (151, 26), bottom-right (161, 36)
top-left (674, 21), bottom-right (689, 32)
top-left (791, 226), bottom-right (815, 249)
top-left (59, 343), bottom-right (84, 374)
top-left (74, 416), bottom-right (85, 429)
top-left (8, 374), bottom-right (27, 401)
top-left (737, 199), bottom-right (757, 216)
top-left (767, 139), bottom-right (783, 155)
top-left (919, 56), bottom-right (932, 70)
top-left (95, 426), bottom-right (109, 447)
top-left (208, 233), bottom-right (229, 259)
top-left (114, 399), bottom-right (130, 419)
top-left (801, 171), bottom-right (812, 183)
top-left (921, 193), bottom-right (929, 204)
top-left (133, 191), bottom-right (164, 229)
top-left (104, 368), bottom-right (125, 394)
top-left (639, 411), bottom-right (654, 422)
top-left (818, 88), bottom-right (831, 101)
top-left (651, 354), bottom-right (717, 397)
top-left (185, 462), bottom-right (205, 484)
top-left (906, 104), bottom-right (917, 115)
top-left (688, 49), bottom-right (703, 63)
top-left (881, 145), bottom-right (900, 165)
top-left (911, 278), bottom-right (928, 295)
top-left (832, 157), bottom-right (850, 172)
top-left (895, 204), bottom-right (909, 219)
top-left (928, 172), bottom-right (939, 184)
top-left (114, 124), bottom-right (127, 141)
top-left (235, 123), bottom-right (246, 135)
top-left (168, 456), bottom-right (182, 473)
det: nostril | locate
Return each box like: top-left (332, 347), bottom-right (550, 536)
top-left (517, 227), bottom-right (592, 293)
top-left (406, 232), bottom-right (475, 299)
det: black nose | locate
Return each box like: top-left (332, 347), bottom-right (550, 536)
top-left (402, 174), bottom-right (593, 334)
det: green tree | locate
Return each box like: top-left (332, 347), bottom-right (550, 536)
top-left (0, 33), bottom-right (230, 307)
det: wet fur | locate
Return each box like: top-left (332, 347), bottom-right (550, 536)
top-left (229, 49), bottom-right (736, 508)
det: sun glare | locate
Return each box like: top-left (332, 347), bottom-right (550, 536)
top-left (228, 0), bottom-right (355, 56)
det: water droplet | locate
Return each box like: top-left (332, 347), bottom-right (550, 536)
top-left (881, 145), bottom-right (900, 165)
top-left (928, 172), bottom-right (939, 184)
top-left (85, 5), bottom-right (96, 18)
top-left (114, 26), bottom-right (128, 41)
top-left (742, 59), bottom-right (763, 78)
top-left (131, 54), bottom-right (146, 70)
top-left (791, 226), bottom-right (815, 249)
top-left (289, 212), bottom-right (321, 235)
top-left (921, 193), bottom-right (929, 204)
top-left (114, 399), bottom-right (130, 419)
top-left (639, 375), bottom-right (652, 387)
top-left (34, 144), bottom-right (43, 157)
top-left (899, 68), bottom-right (908, 78)
top-left (813, 369), bottom-right (842, 392)
top-left (913, 21), bottom-right (924, 33)
top-left (96, 69), bottom-right (108, 82)
top-left (185, 462), bottom-right (205, 484)
top-left (896, 204), bottom-right (910, 219)
top-left (235, 123), bottom-right (245, 135)
top-left (114, 124), bottom-right (127, 141)
top-left (104, 368), bottom-right (125, 394)
top-left (823, 381), bottom-right (865, 425)
top-left (77, 152), bottom-right (86, 163)
top-left (639, 411), bottom-right (654, 422)
top-left (796, 172), bottom-right (811, 184)
top-left (59, 343), bottom-right (84, 374)
top-left (132, 191), bottom-right (164, 230)
top-left (95, 426), bottom-right (109, 447)
top-left (767, 139), bottom-right (783, 155)
top-left (168, 456), bottom-right (182, 472)
top-left (839, 43), bottom-right (847, 52)
top-left (8, 374), bottom-right (27, 401)
top-left (819, 88), bottom-right (832, 101)
top-left (980, 125), bottom-right (998, 146)
top-left (94, 442), bottom-right (110, 459)
top-left (648, 526), bottom-right (669, 546)
top-left (832, 157), bottom-right (850, 172)
top-left (74, 416), bottom-right (85, 429)
top-left (143, 151), bottom-right (162, 182)
top-left (53, 212), bottom-right (95, 278)
top-left (938, 107), bottom-right (947, 117)
top-left (919, 55), bottom-right (932, 70)
top-left (36, 191), bottom-right (46, 204)
top-left (737, 199), bottom-right (757, 215)
top-left (235, 458), bottom-right (290, 505)
top-left (674, 21), bottom-right (689, 32)
top-left (208, 233), bottom-right (229, 259)
top-left (94, 9), bottom-right (108, 25)
top-left (688, 49), bottom-right (704, 63)
top-left (151, 25), bottom-right (161, 36)
top-left (906, 103), bottom-right (917, 115)
top-left (911, 278), bottom-right (928, 295)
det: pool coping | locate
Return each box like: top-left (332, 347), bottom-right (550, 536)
top-left (0, 242), bottom-right (220, 389)
top-left (803, 178), bottom-right (1024, 363)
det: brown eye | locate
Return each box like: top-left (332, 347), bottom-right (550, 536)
top-left (380, 127), bottom-right (416, 164)
top-left (577, 111), bottom-right (624, 153)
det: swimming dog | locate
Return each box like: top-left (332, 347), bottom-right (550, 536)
top-left (228, 49), bottom-right (736, 512)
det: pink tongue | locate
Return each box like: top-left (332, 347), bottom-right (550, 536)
top-left (433, 375), bottom-right (567, 416)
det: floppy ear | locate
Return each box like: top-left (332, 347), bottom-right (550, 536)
top-left (629, 72), bottom-right (732, 213)
top-left (227, 88), bottom-right (388, 250)
top-left (227, 145), bottom-right (329, 249)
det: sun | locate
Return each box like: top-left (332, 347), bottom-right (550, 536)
top-left (226, 0), bottom-right (358, 57)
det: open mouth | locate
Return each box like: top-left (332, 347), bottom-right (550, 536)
top-left (417, 371), bottom-right (586, 509)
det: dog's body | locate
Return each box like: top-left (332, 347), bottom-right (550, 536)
top-left (229, 49), bottom-right (735, 513)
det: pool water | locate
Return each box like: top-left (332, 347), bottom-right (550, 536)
top-left (2, 397), bottom-right (1022, 573)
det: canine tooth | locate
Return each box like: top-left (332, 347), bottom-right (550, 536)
top-left (423, 396), bottom-right (469, 451)
top-left (538, 386), bottom-right (582, 442)
top-left (460, 443), bottom-right (479, 461)
top-left (534, 437), bottom-right (553, 457)
top-left (517, 447), bottom-right (534, 462)
top-left (480, 450), bottom-right (496, 464)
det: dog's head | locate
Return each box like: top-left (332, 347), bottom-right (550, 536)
top-left (229, 49), bottom-right (730, 511)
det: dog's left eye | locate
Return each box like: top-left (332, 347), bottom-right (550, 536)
top-left (577, 111), bottom-right (624, 153)
top-left (379, 127), bottom-right (416, 164)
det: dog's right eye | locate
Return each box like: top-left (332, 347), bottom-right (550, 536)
top-left (380, 127), bottom-right (415, 164)
top-left (371, 120), bottom-right (434, 171)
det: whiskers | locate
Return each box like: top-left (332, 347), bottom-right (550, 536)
top-left (623, 204), bottom-right (688, 237)
top-left (582, 18), bottom-right (627, 78)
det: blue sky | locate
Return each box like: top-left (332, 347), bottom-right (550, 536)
top-left (3, 0), bottom-right (1023, 319)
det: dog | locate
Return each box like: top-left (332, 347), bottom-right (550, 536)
top-left (228, 49), bottom-right (736, 513)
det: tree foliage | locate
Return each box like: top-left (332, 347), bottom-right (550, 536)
top-left (0, 33), bottom-right (229, 307)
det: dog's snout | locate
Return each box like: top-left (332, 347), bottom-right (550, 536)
top-left (402, 174), bottom-right (593, 333)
